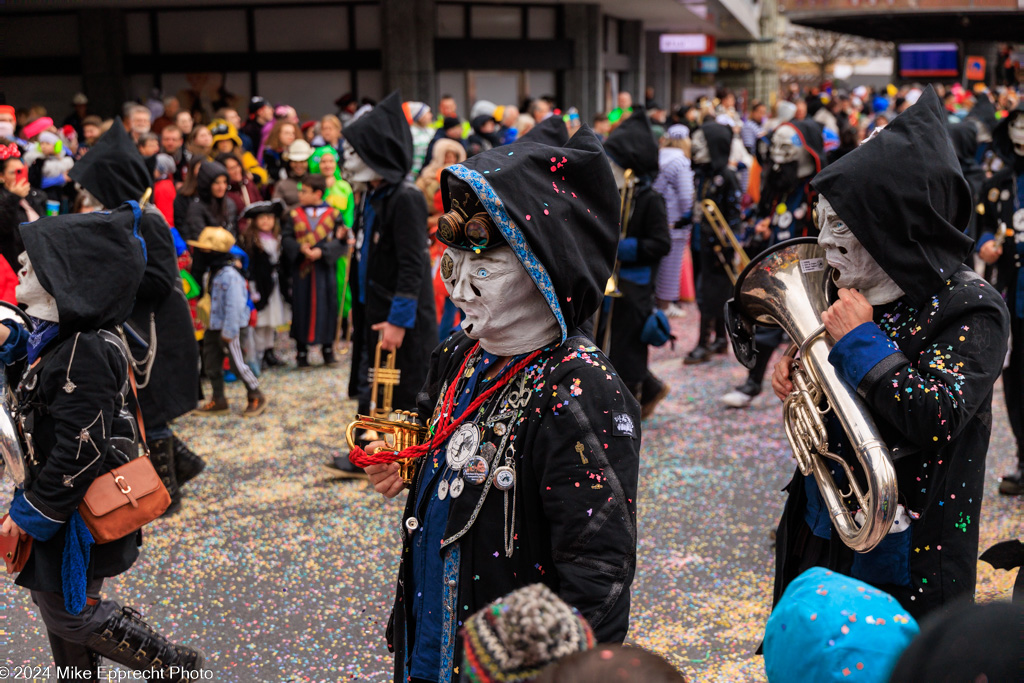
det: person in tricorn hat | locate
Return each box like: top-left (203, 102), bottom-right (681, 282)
top-left (335, 91), bottom-right (437, 477)
top-left (69, 121), bottom-right (204, 515)
top-left (356, 124), bottom-right (640, 683)
top-left (0, 203), bottom-right (204, 679)
top-left (600, 111), bottom-right (672, 419)
top-left (770, 86), bottom-right (1009, 620)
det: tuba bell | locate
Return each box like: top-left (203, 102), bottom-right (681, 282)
top-left (726, 238), bottom-right (898, 553)
top-left (345, 331), bottom-right (426, 484)
top-left (0, 302), bottom-right (32, 487)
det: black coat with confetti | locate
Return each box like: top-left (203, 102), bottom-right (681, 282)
top-left (386, 330), bottom-right (641, 681)
top-left (773, 269), bottom-right (1009, 619)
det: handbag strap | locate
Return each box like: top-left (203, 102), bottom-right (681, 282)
top-left (127, 369), bottom-right (149, 457)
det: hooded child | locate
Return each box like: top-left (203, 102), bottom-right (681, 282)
top-left (770, 86), bottom-right (1010, 621)
top-left (685, 120), bottom-right (743, 364)
top-left (355, 125), bottom-right (640, 683)
top-left (338, 91), bottom-right (438, 475)
top-left (976, 103), bottom-right (1024, 496)
top-left (722, 119), bottom-right (826, 409)
top-left (601, 111), bottom-right (672, 419)
top-left (280, 173), bottom-right (346, 368)
top-left (0, 204), bottom-right (204, 679)
top-left (184, 159), bottom-right (237, 241)
top-left (68, 122), bottom-right (203, 513)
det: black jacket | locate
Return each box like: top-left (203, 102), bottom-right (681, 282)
top-left (0, 186), bottom-right (44, 273)
top-left (69, 123), bottom-right (199, 425)
top-left (388, 331), bottom-right (640, 681)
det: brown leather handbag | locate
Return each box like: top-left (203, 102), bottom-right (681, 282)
top-left (1, 514), bottom-right (32, 574)
top-left (77, 372), bottom-right (170, 544)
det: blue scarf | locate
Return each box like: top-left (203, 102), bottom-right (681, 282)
top-left (27, 318), bottom-right (59, 364)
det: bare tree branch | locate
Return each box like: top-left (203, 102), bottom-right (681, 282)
top-left (782, 25), bottom-right (892, 80)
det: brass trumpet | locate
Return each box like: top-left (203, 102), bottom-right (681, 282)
top-left (595, 168), bottom-right (635, 353)
top-left (701, 198), bottom-right (750, 284)
top-left (345, 332), bottom-right (426, 484)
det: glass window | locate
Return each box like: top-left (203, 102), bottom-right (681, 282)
top-left (257, 71), bottom-right (352, 121)
top-left (470, 72), bottom-right (521, 109)
top-left (526, 71), bottom-right (557, 101)
top-left (6, 14), bottom-right (79, 56)
top-left (125, 13), bottom-right (151, 55)
top-left (255, 6), bottom-right (349, 51)
top-left (470, 6), bottom-right (521, 39)
top-left (3, 76), bottom-right (83, 122)
top-left (438, 71), bottom-right (468, 122)
top-left (160, 72), bottom-right (251, 124)
top-left (605, 18), bottom-right (619, 56)
top-left (158, 10), bottom-right (247, 54)
top-left (527, 7), bottom-right (557, 40)
top-left (437, 4), bottom-right (465, 39)
top-left (354, 4), bottom-right (381, 50)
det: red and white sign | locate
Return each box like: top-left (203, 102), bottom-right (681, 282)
top-left (659, 34), bottom-right (715, 55)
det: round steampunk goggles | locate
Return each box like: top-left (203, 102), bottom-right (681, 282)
top-left (437, 209), bottom-right (498, 250)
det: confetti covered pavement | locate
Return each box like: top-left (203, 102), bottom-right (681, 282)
top-left (2, 308), bottom-right (1020, 681)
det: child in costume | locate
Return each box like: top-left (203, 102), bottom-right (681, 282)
top-left (191, 226), bottom-right (268, 417)
top-left (280, 173), bottom-right (347, 367)
top-left (308, 146), bottom-right (356, 343)
top-left (0, 203), bottom-right (204, 679)
top-left (239, 200), bottom-right (290, 369)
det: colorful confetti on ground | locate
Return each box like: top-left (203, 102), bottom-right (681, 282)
top-left (2, 307), bottom-right (1019, 681)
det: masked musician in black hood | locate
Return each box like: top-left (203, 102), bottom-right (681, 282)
top-left (685, 120), bottom-right (742, 364)
top-left (333, 91), bottom-right (438, 477)
top-left (68, 122), bottom-right (203, 515)
top-left (770, 87), bottom-right (1009, 620)
top-left (977, 103), bottom-right (1024, 496)
top-left (948, 120), bottom-right (986, 243)
top-left (356, 125), bottom-right (640, 683)
top-left (0, 205), bottom-right (204, 679)
top-left (722, 120), bottom-right (825, 409)
top-left (601, 112), bottom-right (671, 418)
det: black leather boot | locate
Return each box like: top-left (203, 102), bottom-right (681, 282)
top-left (172, 434), bottom-right (205, 486)
top-left (84, 606), bottom-right (204, 681)
top-left (47, 629), bottom-right (99, 683)
top-left (149, 437), bottom-right (180, 516)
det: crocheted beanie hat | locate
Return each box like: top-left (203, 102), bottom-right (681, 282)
top-left (461, 583), bottom-right (596, 683)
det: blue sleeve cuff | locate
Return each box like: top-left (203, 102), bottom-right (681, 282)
top-left (618, 237), bottom-right (638, 263)
top-left (41, 176), bottom-right (65, 189)
top-left (828, 322), bottom-right (901, 391)
top-left (387, 295), bottom-right (418, 329)
top-left (976, 233), bottom-right (994, 252)
top-left (0, 320), bottom-right (29, 366)
top-left (169, 228), bottom-right (188, 256)
top-left (9, 488), bottom-right (63, 541)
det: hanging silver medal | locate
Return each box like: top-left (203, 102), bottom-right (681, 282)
top-left (437, 478), bottom-right (450, 500)
top-left (446, 424), bottom-right (480, 470)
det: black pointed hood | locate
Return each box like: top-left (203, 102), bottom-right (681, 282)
top-left (440, 125), bottom-right (619, 340)
top-left (68, 121), bottom-right (151, 210)
top-left (700, 121), bottom-right (733, 174)
top-left (777, 119), bottom-right (827, 174)
top-left (341, 90), bottom-right (413, 184)
top-left (516, 115), bottom-right (569, 147)
top-left (991, 103), bottom-right (1024, 166)
top-left (811, 86), bottom-right (973, 305)
top-left (966, 95), bottom-right (997, 136)
top-left (603, 112), bottom-right (659, 177)
top-left (948, 121), bottom-right (981, 170)
top-left (20, 202), bottom-right (147, 336)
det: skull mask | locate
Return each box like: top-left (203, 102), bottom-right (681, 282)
top-left (817, 196), bottom-right (904, 306)
top-left (691, 129), bottom-right (710, 165)
top-left (770, 125), bottom-right (816, 178)
top-left (341, 140), bottom-right (382, 184)
top-left (442, 245), bottom-right (560, 356)
top-left (1009, 113), bottom-right (1024, 157)
top-left (15, 252), bottom-right (59, 322)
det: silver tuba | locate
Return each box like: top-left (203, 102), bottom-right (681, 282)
top-left (726, 238), bottom-right (898, 553)
top-left (0, 301), bottom-right (31, 487)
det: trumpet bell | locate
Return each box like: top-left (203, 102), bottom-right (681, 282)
top-left (0, 301), bottom-right (31, 486)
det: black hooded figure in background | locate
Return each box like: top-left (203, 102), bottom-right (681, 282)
top-left (770, 87), bottom-right (1009, 621)
top-left (358, 125), bottom-right (640, 683)
top-left (600, 112), bottom-right (671, 419)
top-left (976, 103), bottom-right (1024, 496)
top-left (334, 91), bottom-right (438, 476)
top-left (0, 205), bottom-right (204, 679)
top-left (69, 122), bottom-right (203, 514)
top-left (685, 120), bottom-right (742, 364)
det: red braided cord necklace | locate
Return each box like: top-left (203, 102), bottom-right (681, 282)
top-left (349, 343), bottom-right (543, 469)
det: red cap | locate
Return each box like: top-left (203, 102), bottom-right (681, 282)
top-left (0, 105), bottom-right (15, 120)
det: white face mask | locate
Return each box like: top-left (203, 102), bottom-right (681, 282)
top-left (771, 125), bottom-right (816, 176)
top-left (1009, 115), bottom-right (1024, 157)
top-left (15, 252), bottom-right (59, 322)
top-left (817, 196), bottom-right (904, 306)
top-left (691, 130), bottom-right (710, 165)
top-left (341, 140), bottom-right (382, 183)
top-left (442, 245), bottom-right (560, 356)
